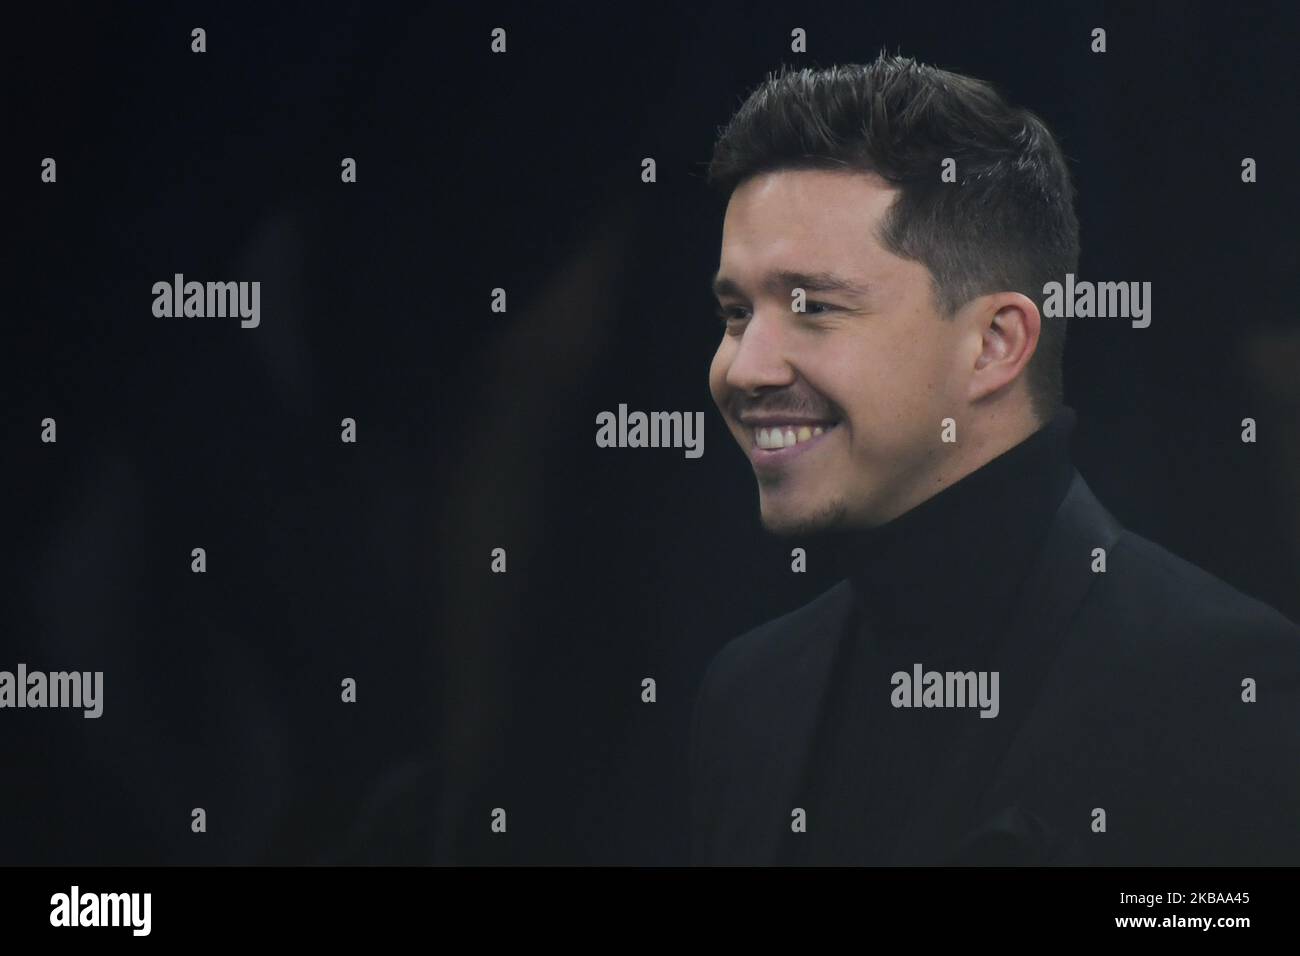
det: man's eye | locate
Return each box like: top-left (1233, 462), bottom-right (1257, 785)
top-left (713, 303), bottom-right (834, 330)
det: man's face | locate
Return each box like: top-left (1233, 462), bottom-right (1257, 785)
top-left (708, 168), bottom-right (973, 535)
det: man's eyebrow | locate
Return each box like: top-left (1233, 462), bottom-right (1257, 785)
top-left (710, 269), bottom-right (872, 300)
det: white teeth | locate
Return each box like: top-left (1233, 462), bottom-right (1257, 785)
top-left (754, 423), bottom-right (833, 450)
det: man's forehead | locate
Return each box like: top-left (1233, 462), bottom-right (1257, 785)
top-left (718, 174), bottom-right (895, 282)
top-left (724, 168), bottom-right (897, 225)
top-left (731, 165), bottom-right (896, 199)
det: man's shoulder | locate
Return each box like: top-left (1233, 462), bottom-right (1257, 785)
top-left (698, 580), bottom-right (853, 698)
top-left (1053, 521), bottom-right (1300, 746)
top-left (1100, 526), bottom-right (1300, 651)
top-left (1022, 522), bottom-right (1300, 862)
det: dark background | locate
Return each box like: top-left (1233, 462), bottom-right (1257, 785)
top-left (4, 0), bottom-right (1298, 864)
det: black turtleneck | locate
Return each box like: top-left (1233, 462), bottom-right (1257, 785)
top-left (780, 406), bottom-right (1079, 865)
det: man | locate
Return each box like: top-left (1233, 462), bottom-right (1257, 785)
top-left (690, 55), bottom-right (1300, 865)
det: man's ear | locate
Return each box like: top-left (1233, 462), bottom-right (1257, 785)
top-left (969, 294), bottom-right (1040, 402)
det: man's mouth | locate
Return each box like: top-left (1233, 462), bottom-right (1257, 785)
top-left (741, 419), bottom-right (841, 464)
top-left (752, 422), bottom-right (835, 450)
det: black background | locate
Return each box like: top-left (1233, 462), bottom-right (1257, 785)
top-left (5, 0), bottom-right (1299, 864)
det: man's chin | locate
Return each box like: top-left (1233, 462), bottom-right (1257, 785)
top-left (758, 500), bottom-right (849, 538)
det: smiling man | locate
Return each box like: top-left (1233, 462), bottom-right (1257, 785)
top-left (709, 169), bottom-right (1045, 534)
top-left (689, 55), bottom-right (1300, 866)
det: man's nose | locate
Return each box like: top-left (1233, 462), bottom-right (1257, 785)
top-left (725, 312), bottom-right (797, 394)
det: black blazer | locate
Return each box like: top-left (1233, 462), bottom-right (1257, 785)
top-left (689, 471), bottom-right (1300, 865)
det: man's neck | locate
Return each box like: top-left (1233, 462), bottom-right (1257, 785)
top-left (834, 404), bottom-right (1078, 644)
top-left (865, 406), bottom-right (1048, 528)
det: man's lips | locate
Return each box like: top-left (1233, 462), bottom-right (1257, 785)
top-left (740, 419), bottom-right (841, 466)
